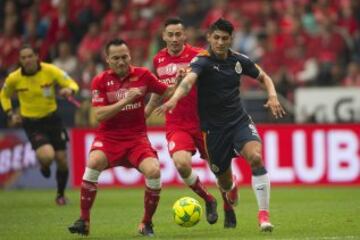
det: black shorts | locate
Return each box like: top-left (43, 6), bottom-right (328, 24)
top-left (22, 112), bottom-right (69, 151)
top-left (203, 116), bottom-right (261, 176)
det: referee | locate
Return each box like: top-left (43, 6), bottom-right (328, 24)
top-left (0, 45), bottom-right (79, 205)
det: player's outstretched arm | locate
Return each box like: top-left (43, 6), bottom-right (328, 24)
top-left (157, 72), bottom-right (198, 114)
top-left (257, 69), bottom-right (286, 119)
top-left (94, 87), bottom-right (144, 122)
top-left (145, 93), bottom-right (162, 118)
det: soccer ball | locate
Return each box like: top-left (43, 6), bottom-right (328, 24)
top-left (172, 197), bottom-right (202, 227)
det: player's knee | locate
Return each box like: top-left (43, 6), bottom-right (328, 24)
top-left (173, 152), bottom-right (192, 174)
top-left (218, 179), bottom-right (232, 191)
top-left (36, 144), bottom-right (55, 164)
top-left (87, 150), bottom-right (108, 170)
top-left (145, 162), bottom-right (161, 179)
top-left (173, 158), bottom-right (191, 174)
top-left (248, 152), bottom-right (263, 169)
top-left (217, 175), bottom-right (233, 190)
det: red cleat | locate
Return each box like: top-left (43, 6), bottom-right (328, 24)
top-left (258, 210), bottom-right (274, 232)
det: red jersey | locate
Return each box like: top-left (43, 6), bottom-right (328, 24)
top-left (91, 66), bottom-right (167, 140)
top-left (153, 44), bottom-right (201, 130)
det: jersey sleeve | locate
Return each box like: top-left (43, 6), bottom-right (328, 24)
top-left (0, 75), bottom-right (16, 112)
top-left (189, 56), bottom-right (208, 76)
top-left (91, 75), bottom-right (108, 107)
top-left (52, 65), bottom-right (79, 93)
top-left (145, 70), bottom-right (168, 95)
top-left (152, 57), bottom-right (159, 77)
top-left (240, 54), bottom-right (260, 79)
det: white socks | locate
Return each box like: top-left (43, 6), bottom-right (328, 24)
top-left (252, 173), bottom-right (270, 211)
top-left (183, 171), bottom-right (197, 186)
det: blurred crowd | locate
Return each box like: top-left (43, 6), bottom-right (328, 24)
top-left (1, 0), bottom-right (360, 126)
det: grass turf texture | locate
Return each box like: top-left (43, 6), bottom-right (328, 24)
top-left (0, 187), bottom-right (359, 240)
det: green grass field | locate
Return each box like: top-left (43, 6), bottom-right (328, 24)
top-left (1, 187), bottom-right (359, 240)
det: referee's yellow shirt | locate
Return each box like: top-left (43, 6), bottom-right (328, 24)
top-left (0, 62), bottom-right (79, 118)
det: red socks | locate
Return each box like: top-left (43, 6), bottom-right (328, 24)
top-left (80, 181), bottom-right (97, 221)
top-left (142, 187), bottom-right (161, 224)
top-left (189, 177), bottom-right (215, 202)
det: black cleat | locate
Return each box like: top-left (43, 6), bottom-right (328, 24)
top-left (205, 199), bottom-right (218, 224)
top-left (40, 166), bottom-right (51, 178)
top-left (138, 222), bottom-right (154, 237)
top-left (68, 218), bottom-right (89, 236)
top-left (224, 209), bottom-right (237, 228)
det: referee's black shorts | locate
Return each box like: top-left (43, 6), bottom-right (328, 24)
top-left (202, 116), bottom-right (261, 176)
top-left (22, 112), bottom-right (69, 151)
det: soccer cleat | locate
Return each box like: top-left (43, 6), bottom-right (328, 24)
top-left (224, 209), bottom-right (237, 228)
top-left (138, 222), bottom-right (154, 237)
top-left (40, 166), bottom-right (51, 178)
top-left (258, 210), bottom-right (274, 232)
top-left (226, 184), bottom-right (239, 207)
top-left (55, 195), bottom-right (68, 206)
top-left (205, 199), bottom-right (218, 224)
top-left (68, 218), bottom-right (90, 236)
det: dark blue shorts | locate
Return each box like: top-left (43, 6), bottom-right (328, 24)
top-left (203, 116), bottom-right (261, 175)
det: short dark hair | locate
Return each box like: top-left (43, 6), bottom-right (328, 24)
top-left (209, 18), bottom-right (234, 35)
top-left (20, 44), bottom-right (38, 54)
top-left (164, 17), bottom-right (184, 28)
top-left (105, 38), bottom-right (127, 54)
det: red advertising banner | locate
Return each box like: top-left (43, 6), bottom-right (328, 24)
top-left (70, 124), bottom-right (360, 187)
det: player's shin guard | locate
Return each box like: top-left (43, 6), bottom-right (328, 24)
top-left (251, 167), bottom-right (270, 211)
top-left (142, 185), bottom-right (161, 224)
top-left (185, 172), bottom-right (215, 202)
top-left (56, 169), bottom-right (69, 197)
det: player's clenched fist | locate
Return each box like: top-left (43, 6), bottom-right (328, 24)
top-left (125, 87), bottom-right (144, 102)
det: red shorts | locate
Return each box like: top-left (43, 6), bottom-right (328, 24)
top-left (166, 129), bottom-right (208, 159)
top-left (90, 135), bottom-right (158, 168)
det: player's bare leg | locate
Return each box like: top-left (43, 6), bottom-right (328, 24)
top-left (138, 157), bottom-right (162, 237)
top-left (173, 150), bottom-right (218, 224)
top-left (36, 144), bottom-right (54, 178)
top-left (54, 150), bottom-right (69, 205)
top-left (241, 141), bottom-right (273, 232)
top-left (68, 150), bottom-right (107, 236)
top-left (217, 168), bottom-right (237, 228)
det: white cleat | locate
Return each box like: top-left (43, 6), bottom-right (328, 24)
top-left (260, 222), bottom-right (274, 232)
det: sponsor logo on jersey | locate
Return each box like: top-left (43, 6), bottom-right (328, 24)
top-left (121, 101), bottom-right (142, 111)
top-left (248, 123), bottom-right (259, 137)
top-left (211, 164), bottom-right (220, 173)
top-left (92, 90), bottom-right (104, 103)
top-left (156, 63), bottom-right (188, 77)
top-left (235, 61), bottom-right (242, 74)
top-left (213, 65), bottom-right (220, 71)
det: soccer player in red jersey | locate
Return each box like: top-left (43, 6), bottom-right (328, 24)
top-left (146, 18), bottom-right (236, 228)
top-left (68, 39), bottom-right (173, 237)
